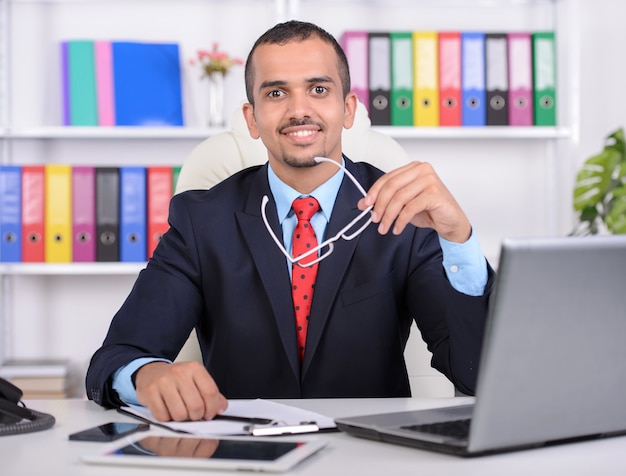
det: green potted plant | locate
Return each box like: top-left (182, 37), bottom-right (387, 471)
top-left (572, 127), bottom-right (626, 235)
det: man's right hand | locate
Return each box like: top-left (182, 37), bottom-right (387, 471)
top-left (134, 360), bottom-right (228, 422)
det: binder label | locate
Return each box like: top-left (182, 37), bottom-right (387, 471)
top-left (535, 39), bottom-right (556, 91)
top-left (415, 39), bottom-right (437, 89)
top-left (369, 36), bottom-right (391, 100)
top-left (486, 38), bottom-right (508, 91)
top-left (463, 38), bottom-right (485, 91)
top-left (440, 38), bottom-right (461, 90)
top-left (391, 38), bottom-right (412, 91)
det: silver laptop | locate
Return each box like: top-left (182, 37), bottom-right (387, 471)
top-left (335, 235), bottom-right (626, 456)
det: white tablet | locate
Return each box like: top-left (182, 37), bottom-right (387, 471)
top-left (82, 431), bottom-right (327, 473)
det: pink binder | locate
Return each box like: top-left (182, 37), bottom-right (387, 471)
top-left (340, 31), bottom-right (369, 113)
top-left (95, 41), bottom-right (115, 126)
top-left (507, 33), bottom-right (534, 126)
top-left (72, 166), bottom-right (96, 262)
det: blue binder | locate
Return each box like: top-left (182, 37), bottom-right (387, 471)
top-left (112, 42), bottom-right (184, 126)
top-left (0, 165), bottom-right (22, 262)
top-left (119, 166), bottom-right (147, 262)
top-left (461, 32), bottom-right (486, 126)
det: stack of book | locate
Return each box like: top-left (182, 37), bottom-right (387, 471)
top-left (0, 359), bottom-right (73, 399)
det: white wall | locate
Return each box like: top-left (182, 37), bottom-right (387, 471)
top-left (577, 0), bottom-right (626, 161)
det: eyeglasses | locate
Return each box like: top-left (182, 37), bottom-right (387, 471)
top-left (261, 156), bottom-right (374, 268)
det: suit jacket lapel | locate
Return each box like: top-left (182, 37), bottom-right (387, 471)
top-left (236, 165), bottom-right (301, 378)
top-left (302, 159), bottom-right (371, 376)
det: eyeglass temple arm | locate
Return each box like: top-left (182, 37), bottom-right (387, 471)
top-left (314, 156), bottom-right (369, 197)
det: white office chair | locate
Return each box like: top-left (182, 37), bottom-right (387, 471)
top-left (173, 101), bottom-right (453, 397)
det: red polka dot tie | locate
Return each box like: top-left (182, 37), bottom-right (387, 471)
top-left (291, 197), bottom-right (320, 363)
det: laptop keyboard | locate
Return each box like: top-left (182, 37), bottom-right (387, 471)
top-left (401, 419), bottom-right (471, 439)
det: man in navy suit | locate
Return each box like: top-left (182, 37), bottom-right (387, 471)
top-left (86, 21), bottom-right (494, 422)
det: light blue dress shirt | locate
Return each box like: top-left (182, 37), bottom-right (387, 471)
top-left (113, 161), bottom-right (488, 404)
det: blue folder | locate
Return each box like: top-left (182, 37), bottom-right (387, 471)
top-left (0, 165), bottom-right (22, 262)
top-left (461, 32), bottom-right (486, 127)
top-left (112, 42), bottom-right (184, 126)
top-left (119, 166), bottom-right (147, 262)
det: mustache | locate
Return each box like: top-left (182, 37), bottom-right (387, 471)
top-left (279, 118), bottom-right (323, 132)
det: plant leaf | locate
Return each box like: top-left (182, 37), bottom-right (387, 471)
top-left (572, 127), bottom-right (626, 234)
top-left (607, 128), bottom-right (626, 156)
top-left (573, 148), bottom-right (620, 211)
top-left (606, 181), bottom-right (626, 234)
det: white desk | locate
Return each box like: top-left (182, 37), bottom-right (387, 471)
top-left (4, 397), bottom-right (626, 476)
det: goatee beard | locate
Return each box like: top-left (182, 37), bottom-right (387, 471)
top-left (279, 119), bottom-right (325, 168)
top-left (282, 152), bottom-right (325, 168)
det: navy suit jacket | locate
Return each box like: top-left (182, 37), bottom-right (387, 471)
top-left (86, 158), bottom-right (494, 407)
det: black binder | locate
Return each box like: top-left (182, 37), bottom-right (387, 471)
top-left (485, 33), bottom-right (509, 126)
top-left (368, 32), bottom-right (391, 125)
top-left (95, 167), bottom-right (120, 262)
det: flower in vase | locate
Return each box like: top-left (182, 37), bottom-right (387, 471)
top-left (190, 42), bottom-right (244, 78)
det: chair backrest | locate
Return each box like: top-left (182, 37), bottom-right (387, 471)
top-left (175, 100), bottom-right (409, 194)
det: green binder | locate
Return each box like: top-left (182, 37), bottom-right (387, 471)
top-left (172, 165), bottom-right (182, 193)
top-left (390, 32), bottom-right (414, 126)
top-left (532, 32), bottom-right (557, 126)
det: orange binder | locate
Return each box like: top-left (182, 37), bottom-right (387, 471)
top-left (21, 165), bottom-right (45, 262)
top-left (413, 31), bottom-right (439, 126)
top-left (438, 32), bottom-right (462, 127)
top-left (147, 166), bottom-right (172, 258)
top-left (45, 164), bottom-right (72, 262)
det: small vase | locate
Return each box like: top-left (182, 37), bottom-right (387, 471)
top-left (206, 72), bottom-right (225, 127)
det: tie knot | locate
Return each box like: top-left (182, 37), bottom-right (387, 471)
top-left (292, 197), bottom-right (320, 222)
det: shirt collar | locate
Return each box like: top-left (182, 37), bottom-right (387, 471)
top-left (267, 158), bottom-right (345, 224)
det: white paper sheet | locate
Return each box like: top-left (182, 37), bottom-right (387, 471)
top-left (121, 399), bottom-right (336, 436)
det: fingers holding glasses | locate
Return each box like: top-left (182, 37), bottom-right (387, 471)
top-left (358, 161), bottom-right (471, 243)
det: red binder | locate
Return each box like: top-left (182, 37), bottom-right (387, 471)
top-left (72, 166), bottom-right (96, 262)
top-left (438, 32), bottom-right (462, 126)
top-left (21, 165), bottom-right (45, 262)
top-left (147, 166), bottom-right (172, 258)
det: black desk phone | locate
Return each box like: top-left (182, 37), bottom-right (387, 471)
top-left (0, 377), bottom-right (55, 435)
top-left (0, 377), bottom-right (35, 423)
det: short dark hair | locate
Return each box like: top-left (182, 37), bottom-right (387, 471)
top-left (244, 20), bottom-right (351, 105)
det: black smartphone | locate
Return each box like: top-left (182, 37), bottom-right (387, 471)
top-left (69, 422), bottom-right (150, 442)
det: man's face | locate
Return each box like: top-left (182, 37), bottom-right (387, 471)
top-left (243, 36), bottom-right (356, 186)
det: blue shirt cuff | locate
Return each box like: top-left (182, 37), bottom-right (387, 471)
top-left (112, 357), bottom-right (171, 405)
top-left (438, 231), bottom-right (488, 296)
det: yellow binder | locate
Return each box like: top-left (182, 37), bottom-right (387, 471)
top-left (412, 31), bottom-right (439, 126)
top-left (45, 164), bottom-right (72, 262)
